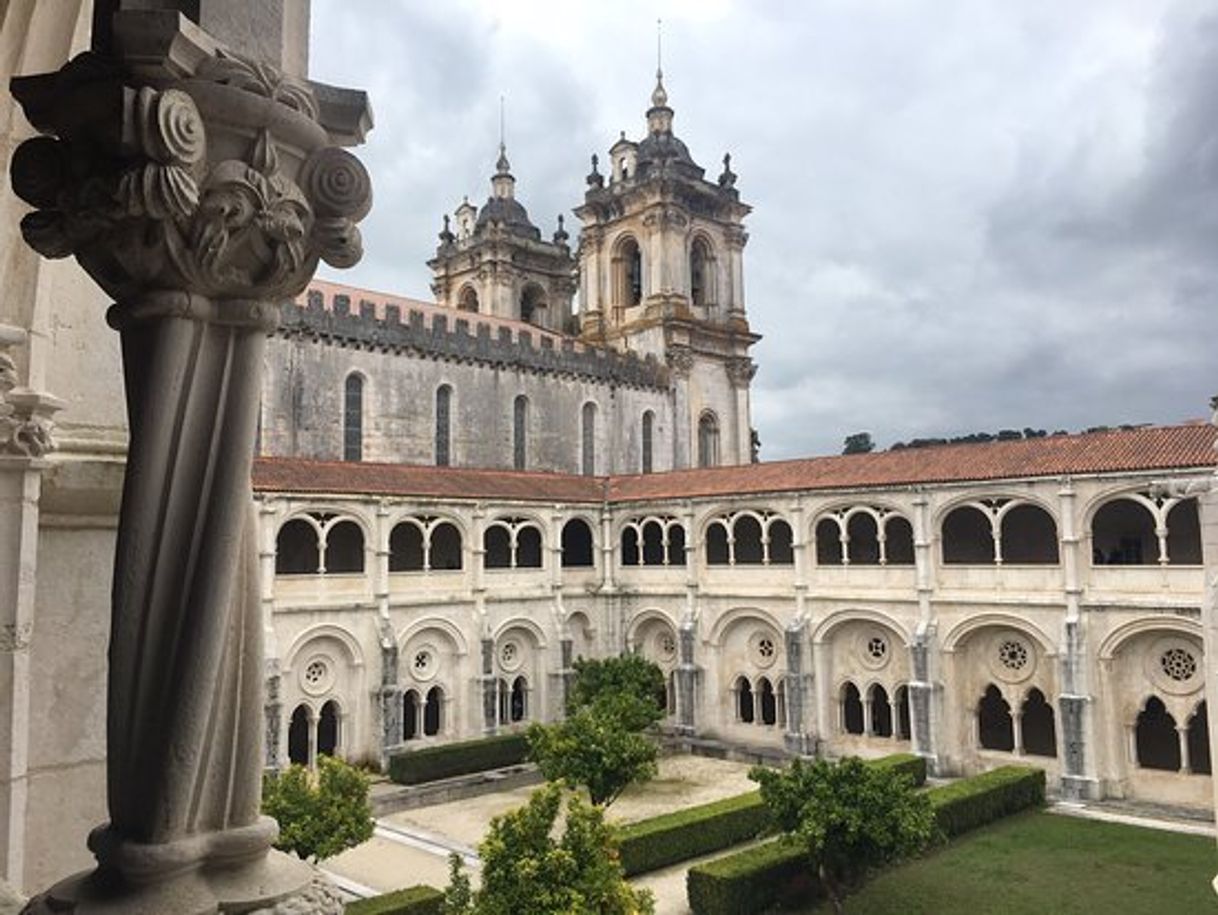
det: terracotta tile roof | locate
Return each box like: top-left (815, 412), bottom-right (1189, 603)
top-left (253, 422), bottom-right (1217, 505)
top-left (253, 457), bottom-right (605, 503)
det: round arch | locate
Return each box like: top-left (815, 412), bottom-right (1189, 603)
top-left (626, 608), bottom-right (680, 645)
top-left (941, 612), bottom-right (1057, 656)
top-left (706, 606), bottom-right (784, 648)
top-left (811, 608), bottom-right (912, 648)
top-left (492, 617), bottom-right (550, 649)
top-left (930, 492), bottom-right (1059, 532)
top-left (397, 617), bottom-right (470, 657)
top-left (284, 624), bottom-right (365, 672)
top-left (1097, 616), bottom-right (1203, 662)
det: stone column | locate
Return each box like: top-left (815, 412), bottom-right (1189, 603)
top-left (379, 638), bottom-right (400, 767)
top-left (783, 621), bottom-right (811, 755)
top-left (10, 9), bottom-right (372, 912)
top-left (481, 637), bottom-right (498, 733)
top-left (1057, 477), bottom-right (1098, 799)
top-left (909, 492), bottom-right (941, 771)
top-left (676, 620), bottom-right (698, 736)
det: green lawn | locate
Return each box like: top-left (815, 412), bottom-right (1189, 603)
top-left (797, 811), bottom-right (1218, 914)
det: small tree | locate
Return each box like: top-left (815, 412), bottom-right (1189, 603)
top-left (444, 784), bottom-right (654, 915)
top-left (262, 756), bottom-right (374, 862)
top-left (528, 697), bottom-right (658, 807)
top-left (749, 757), bottom-right (934, 914)
top-left (842, 432), bottom-right (875, 455)
top-left (568, 653), bottom-right (666, 732)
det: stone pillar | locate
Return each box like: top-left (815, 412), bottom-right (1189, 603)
top-left (676, 620), bottom-right (698, 736)
top-left (783, 621), bottom-right (811, 755)
top-left (10, 8), bottom-right (372, 911)
top-left (379, 636), bottom-right (399, 767)
top-left (910, 492), bottom-right (941, 771)
top-left (0, 326), bottom-right (62, 891)
top-left (1057, 478), bottom-right (1099, 799)
top-left (481, 637), bottom-right (497, 733)
top-left (263, 665), bottom-right (282, 771)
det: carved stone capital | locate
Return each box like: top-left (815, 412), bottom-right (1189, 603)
top-left (666, 344), bottom-right (694, 377)
top-left (726, 356), bottom-right (756, 388)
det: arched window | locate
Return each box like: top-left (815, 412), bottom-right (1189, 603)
top-left (276, 519), bottom-right (319, 574)
top-left (885, 517), bottom-right (916, 566)
top-left (1000, 505), bottom-right (1059, 564)
top-left (666, 671), bottom-right (677, 716)
top-left (768, 520), bottom-right (795, 565)
top-left (816, 518), bottom-right (844, 565)
top-left (621, 527), bottom-right (641, 566)
top-left (736, 677), bottom-right (754, 724)
top-left (435, 385), bottom-right (452, 467)
top-left (690, 237), bottom-right (711, 306)
top-left (697, 412), bottom-right (720, 468)
top-left (1021, 688), bottom-right (1057, 757)
top-left (1136, 696), bottom-right (1180, 771)
top-left (847, 513), bottom-right (881, 565)
top-left (429, 522), bottom-right (463, 570)
top-left (288, 705), bottom-right (310, 766)
top-left (424, 686), bottom-right (444, 737)
top-left (581, 402), bottom-right (597, 476)
top-left (734, 516), bottom-right (764, 564)
top-left (1091, 499), bottom-right (1156, 565)
top-left (1167, 499), bottom-right (1202, 565)
top-left (895, 685), bottom-right (911, 740)
top-left (343, 373), bottom-right (363, 462)
top-left (942, 506), bottom-right (994, 564)
top-left (497, 678), bottom-right (510, 726)
top-left (516, 526), bottom-right (543, 568)
top-left (841, 682), bottom-right (864, 735)
top-left (759, 677), bottom-right (777, 726)
top-left (642, 411), bottom-right (655, 473)
top-left (668, 525), bottom-right (687, 566)
top-left (510, 677), bottom-right (528, 722)
top-left (1188, 702), bottom-right (1211, 775)
top-left (706, 523), bottom-right (730, 565)
top-left (513, 395), bottom-right (528, 471)
top-left (317, 700), bottom-right (339, 758)
top-left (641, 521), bottom-right (665, 566)
top-left (324, 521), bottom-right (364, 574)
top-left (402, 690), bottom-right (420, 741)
top-left (978, 684), bottom-right (1014, 752)
top-left (389, 522), bottom-right (425, 572)
top-left (869, 684), bottom-right (892, 738)
top-left (561, 519), bottom-right (595, 568)
top-left (458, 285), bottom-right (479, 313)
top-left (484, 526), bottom-right (512, 569)
top-left (617, 237), bottom-right (643, 307)
top-left (521, 284), bottom-right (547, 324)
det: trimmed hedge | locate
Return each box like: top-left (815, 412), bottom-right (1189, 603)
top-left (618, 790), bottom-right (768, 877)
top-left (686, 764), bottom-right (1044, 915)
top-left (345, 885), bottom-right (444, 915)
top-left (617, 753), bottom-right (925, 878)
top-left (931, 764), bottom-right (1046, 839)
top-left (387, 733), bottom-right (530, 785)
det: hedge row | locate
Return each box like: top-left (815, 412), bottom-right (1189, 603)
top-left (686, 764), bottom-right (1044, 915)
top-left (617, 753), bottom-right (924, 878)
top-left (387, 733), bottom-right (530, 785)
top-left (345, 885), bottom-right (444, 915)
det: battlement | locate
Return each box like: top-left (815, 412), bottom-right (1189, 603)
top-left (276, 286), bottom-right (670, 391)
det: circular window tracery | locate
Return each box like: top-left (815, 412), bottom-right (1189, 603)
top-left (998, 640), bottom-right (1029, 672)
top-left (856, 630), bottom-right (892, 671)
top-left (299, 654), bottom-right (336, 696)
top-left (749, 631), bottom-right (778, 669)
top-left (410, 645), bottom-right (438, 681)
top-left (988, 633), bottom-right (1035, 684)
top-left (656, 631), bottom-right (677, 664)
top-left (1145, 637), bottom-right (1203, 695)
top-left (499, 639), bottom-right (523, 672)
top-left (1160, 647), bottom-right (1197, 683)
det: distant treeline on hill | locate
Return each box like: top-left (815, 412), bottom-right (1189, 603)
top-left (888, 424), bottom-right (1150, 452)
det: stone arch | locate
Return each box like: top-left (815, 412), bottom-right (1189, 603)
top-left (688, 232), bottom-right (717, 308)
top-left (706, 606), bottom-right (785, 648)
top-left (457, 284), bottom-right (479, 313)
top-left (275, 517), bottom-right (320, 574)
top-left (397, 617), bottom-right (470, 659)
top-left (626, 608), bottom-right (681, 645)
top-left (520, 281), bottom-right (547, 325)
top-left (561, 516), bottom-right (596, 568)
top-left (285, 624), bottom-right (365, 672)
top-left (580, 400), bottom-right (597, 476)
top-left (941, 613), bottom-right (1057, 656)
top-left (612, 233), bottom-right (644, 307)
top-left (342, 371), bottom-right (364, 462)
top-left (697, 410), bottom-right (720, 468)
top-left (1097, 617), bottom-right (1202, 663)
top-left (811, 608), bottom-right (912, 648)
top-left (628, 609), bottom-right (680, 671)
top-left (493, 617), bottom-right (549, 650)
top-left (1090, 496), bottom-right (1158, 566)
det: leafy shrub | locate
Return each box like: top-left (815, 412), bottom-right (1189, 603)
top-left (262, 756), bottom-right (374, 862)
top-left (344, 885), bottom-right (444, 914)
top-left (930, 765), bottom-right (1045, 839)
top-left (869, 752), bottom-right (927, 787)
top-left (387, 733), bottom-right (529, 785)
top-left (568, 654), bottom-right (666, 731)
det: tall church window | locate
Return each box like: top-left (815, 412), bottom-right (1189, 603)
top-left (697, 411), bottom-right (720, 468)
top-left (642, 411), bottom-right (654, 473)
top-left (458, 285), bottom-right (479, 313)
top-left (616, 236), bottom-right (643, 307)
top-left (513, 395), bottom-right (528, 470)
top-left (343, 373), bottom-right (363, 462)
top-left (581, 402), bottom-right (597, 476)
top-left (435, 385), bottom-right (452, 466)
top-left (690, 237), bottom-right (711, 306)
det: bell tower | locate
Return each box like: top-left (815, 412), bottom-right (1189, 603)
top-left (574, 68), bottom-right (759, 467)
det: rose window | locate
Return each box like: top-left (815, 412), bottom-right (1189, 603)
top-left (757, 638), bottom-right (775, 660)
top-left (658, 633), bottom-right (677, 661)
top-left (867, 637), bottom-right (887, 661)
top-left (304, 660), bottom-right (327, 686)
top-left (412, 649), bottom-right (434, 678)
top-left (1160, 647), bottom-right (1197, 683)
top-left (998, 640), bottom-right (1029, 672)
top-left (500, 640), bottom-right (522, 671)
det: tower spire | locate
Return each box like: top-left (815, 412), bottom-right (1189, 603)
top-left (496, 94), bottom-right (510, 174)
top-left (651, 18), bottom-right (667, 108)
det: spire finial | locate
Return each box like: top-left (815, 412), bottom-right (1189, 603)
top-left (495, 95), bottom-right (511, 175)
top-left (651, 19), bottom-right (669, 108)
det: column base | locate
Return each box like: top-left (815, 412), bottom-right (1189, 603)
top-left (20, 849), bottom-right (340, 914)
top-left (1059, 774), bottom-right (1100, 801)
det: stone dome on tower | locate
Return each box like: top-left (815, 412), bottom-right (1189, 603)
top-left (475, 142), bottom-right (541, 239)
top-left (636, 68), bottom-right (702, 180)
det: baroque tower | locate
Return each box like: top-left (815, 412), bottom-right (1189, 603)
top-left (429, 144), bottom-right (577, 333)
top-left (575, 68), bottom-right (758, 467)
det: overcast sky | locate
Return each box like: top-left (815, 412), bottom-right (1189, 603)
top-left (309, 0), bottom-right (1218, 460)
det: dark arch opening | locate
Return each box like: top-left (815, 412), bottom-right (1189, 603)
top-left (668, 524), bottom-right (687, 566)
top-left (581, 402), bottom-right (597, 476)
top-left (869, 684), bottom-right (892, 737)
top-left (642, 411), bottom-right (655, 473)
top-left (561, 518), bottom-right (595, 568)
top-left (816, 518), bottom-right (843, 566)
top-left (768, 520), bottom-right (794, 565)
top-left (621, 527), bottom-right (641, 566)
top-left (512, 395), bottom-right (528, 471)
top-left (429, 522), bottom-right (463, 570)
top-left (737, 677), bottom-right (754, 724)
top-left (435, 384), bottom-right (452, 467)
top-left (424, 687), bottom-right (443, 737)
top-left (1136, 696), bottom-right (1181, 771)
top-left (497, 678), bottom-right (509, 725)
top-left (885, 516), bottom-right (915, 565)
top-left (521, 284), bottom-right (547, 325)
top-left (317, 700), bottom-right (339, 757)
top-left (697, 412), bottom-right (720, 468)
top-left (619, 237), bottom-right (642, 306)
top-left (734, 516), bottom-right (765, 565)
top-left (641, 521), bottom-right (665, 565)
top-left (402, 690), bottom-right (419, 741)
top-left (288, 705), bottom-right (309, 765)
top-left (389, 522), bottom-right (425, 572)
top-left (706, 523), bottom-right (730, 565)
top-left (276, 519), bottom-right (319, 574)
top-left (1001, 504), bottom-right (1059, 564)
top-left (1021, 688), bottom-right (1057, 757)
top-left (978, 684), bottom-right (1014, 751)
top-left (325, 521), bottom-right (365, 573)
top-left (510, 677), bottom-right (528, 722)
top-left (842, 682), bottom-right (864, 735)
top-left (1092, 499), bottom-right (1156, 566)
top-left (1167, 499), bottom-right (1202, 565)
top-left (896, 685), bottom-right (911, 739)
top-left (847, 513), bottom-right (881, 565)
top-left (343, 373), bottom-right (362, 462)
top-left (943, 505), bottom-right (994, 564)
top-left (759, 678), bottom-right (777, 726)
top-left (690, 237), bottom-right (711, 307)
top-left (458, 285), bottom-right (479, 313)
top-left (484, 526), bottom-right (512, 569)
top-left (516, 526), bottom-right (543, 568)
top-left (1188, 702), bottom-right (1211, 775)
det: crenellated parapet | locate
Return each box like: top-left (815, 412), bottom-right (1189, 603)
top-left (277, 290), bottom-right (671, 391)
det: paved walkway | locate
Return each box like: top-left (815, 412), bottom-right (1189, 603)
top-left (1049, 799), bottom-right (1217, 838)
